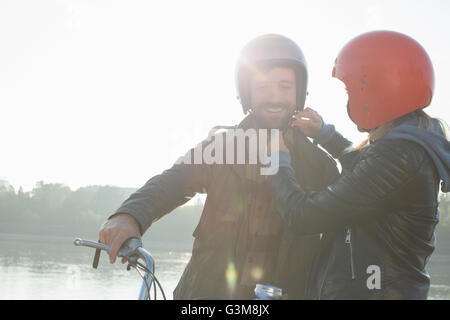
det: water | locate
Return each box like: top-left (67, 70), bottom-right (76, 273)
top-left (0, 233), bottom-right (190, 300)
top-left (0, 232), bottom-right (449, 300)
top-left (427, 253), bottom-right (450, 300)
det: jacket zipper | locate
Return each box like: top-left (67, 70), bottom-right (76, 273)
top-left (345, 227), bottom-right (356, 280)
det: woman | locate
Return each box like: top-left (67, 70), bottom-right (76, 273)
top-left (268, 30), bottom-right (450, 299)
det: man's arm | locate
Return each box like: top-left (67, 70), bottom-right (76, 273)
top-left (114, 161), bottom-right (210, 234)
top-left (100, 140), bottom-right (212, 263)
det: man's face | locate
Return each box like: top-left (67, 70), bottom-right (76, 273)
top-left (250, 66), bottom-right (297, 129)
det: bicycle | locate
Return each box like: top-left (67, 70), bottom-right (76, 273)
top-left (73, 237), bottom-right (166, 300)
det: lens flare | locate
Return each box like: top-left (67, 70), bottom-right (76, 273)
top-left (225, 262), bottom-right (237, 291)
top-left (251, 266), bottom-right (264, 281)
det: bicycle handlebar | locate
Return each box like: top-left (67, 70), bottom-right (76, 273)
top-left (73, 237), bottom-right (162, 300)
top-left (74, 238), bottom-right (110, 252)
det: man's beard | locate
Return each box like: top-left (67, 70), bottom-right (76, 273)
top-left (252, 102), bottom-right (294, 129)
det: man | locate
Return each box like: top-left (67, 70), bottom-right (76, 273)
top-left (99, 34), bottom-right (340, 299)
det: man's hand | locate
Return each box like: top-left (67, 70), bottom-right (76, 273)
top-left (99, 213), bottom-right (141, 264)
top-left (291, 107), bottom-right (324, 138)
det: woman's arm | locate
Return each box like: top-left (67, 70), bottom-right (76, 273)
top-left (267, 139), bottom-right (424, 235)
top-left (314, 124), bottom-right (353, 159)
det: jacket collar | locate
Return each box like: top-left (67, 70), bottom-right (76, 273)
top-left (229, 114), bottom-right (295, 183)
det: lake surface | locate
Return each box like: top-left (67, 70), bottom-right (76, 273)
top-left (0, 233), bottom-right (190, 300)
top-left (1, 232), bottom-right (449, 300)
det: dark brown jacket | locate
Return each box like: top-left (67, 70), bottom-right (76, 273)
top-left (114, 115), bottom-right (340, 299)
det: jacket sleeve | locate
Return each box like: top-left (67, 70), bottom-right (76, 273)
top-left (313, 124), bottom-right (353, 159)
top-left (112, 142), bottom-right (213, 235)
top-left (268, 139), bottom-right (424, 235)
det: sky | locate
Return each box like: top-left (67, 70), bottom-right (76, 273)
top-left (1, 0), bottom-right (449, 193)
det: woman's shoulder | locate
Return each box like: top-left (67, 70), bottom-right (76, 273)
top-left (366, 138), bottom-right (426, 171)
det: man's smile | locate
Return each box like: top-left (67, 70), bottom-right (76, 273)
top-left (263, 105), bottom-right (286, 114)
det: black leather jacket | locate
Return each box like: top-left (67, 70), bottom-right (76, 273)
top-left (268, 129), bottom-right (441, 299)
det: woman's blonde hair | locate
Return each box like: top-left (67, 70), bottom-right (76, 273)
top-left (351, 109), bottom-right (449, 151)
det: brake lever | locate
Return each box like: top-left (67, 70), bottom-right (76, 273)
top-left (92, 240), bottom-right (101, 269)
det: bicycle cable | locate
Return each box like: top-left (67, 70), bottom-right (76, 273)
top-left (128, 259), bottom-right (166, 300)
top-left (133, 264), bottom-right (151, 299)
top-left (135, 261), bottom-right (166, 300)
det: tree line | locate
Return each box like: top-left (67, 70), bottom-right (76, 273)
top-left (0, 181), bottom-right (203, 247)
top-left (1, 182), bottom-right (449, 250)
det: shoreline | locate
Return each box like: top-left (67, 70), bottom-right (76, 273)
top-left (0, 231), bottom-right (194, 252)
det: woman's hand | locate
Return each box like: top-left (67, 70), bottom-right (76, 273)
top-left (291, 107), bottom-right (324, 138)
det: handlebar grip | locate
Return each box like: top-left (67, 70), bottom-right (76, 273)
top-left (117, 237), bottom-right (143, 258)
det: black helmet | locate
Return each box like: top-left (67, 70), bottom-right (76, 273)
top-left (235, 34), bottom-right (308, 114)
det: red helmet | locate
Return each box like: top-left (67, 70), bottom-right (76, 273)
top-left (332, 30), bottom-right (435, 129)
